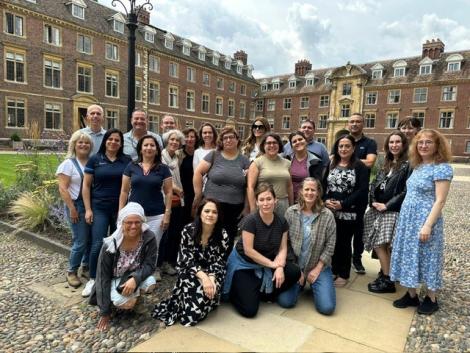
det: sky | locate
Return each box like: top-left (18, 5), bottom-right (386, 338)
top-left (99, 0), bottom-right (470, 78)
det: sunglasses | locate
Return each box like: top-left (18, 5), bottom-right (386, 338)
top-left (252, 124), bottom-right (265, 130)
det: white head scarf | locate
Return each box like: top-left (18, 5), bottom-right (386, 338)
top-left (103, 202), bottom-right (149, 254)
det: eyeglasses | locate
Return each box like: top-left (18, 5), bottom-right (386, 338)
top-left (222, 135), bottom-right (237, 141)
top-left (265, 141), bottom-right (278, 145)
top-left (252, 124), bottom-right (265, 130)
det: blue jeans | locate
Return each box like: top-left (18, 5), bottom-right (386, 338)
top-left (65, 199), bottom-right (91, 272)
top-left (89, 201), bottom-right (118, 279)
top-left (277, 266), bottom-right (336, 315)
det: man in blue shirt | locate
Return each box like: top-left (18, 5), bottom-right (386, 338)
top-left (80, 104), bottom-right (106, 155)
top-left (283, 120), bottom-right (330, 167)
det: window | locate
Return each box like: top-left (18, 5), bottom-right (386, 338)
top-left (283, 98), bottom-right (292, 110)
top-left (419, 64), bottom-right (432, 75)
top-left (77, 34), bottom-right (92, 54)
top-left (268, 118), bottom-right (274, 130)
top-left (198, 49), bottom-right (206, 61)
top-left (135, 51), bottom-right (142, 67)
top-left (148, 115), bottom-right (159, 133)
top-left (239, 101), bottom-right (246, 118)
top-left (289, 80), bottom-right (296, 88)
top-left (44, 24), bottom-right (61, 46)
top-left (144, 31), bottom-right (154, 43)
top-left (319, 95), bottom-right (330, 108)
top-left (216, 77), bottom-right (224, 90)
top-left (366, 92), bottom-right (377, 105)
top-left (105, 43), bottom-right (119, 61)
top-left (241, 84), bottom-right (246, 95)
top-left (6, 98), bottom-right (26, 128)
top-left (164, 36), bottom-right (173, 49)
top-left (105, 109), bottom-right (119, 129)
top-left (44, 57), bottom-right (62, 89)
top-left (413, 88), bottom-right (428, 103)
top-left (169, 86), bottom-right (179, 108)
top-left (212, 53), bottom-right (220, 66)
top-left (224, 59), bottom-right (231, 70)
top-left (185, 120), bottom-right (194, 128)
top-left (300, 97), bottom-right (309, 109)
top-left (187, 67), bottom-right (196, 82)
top-left (236, 63), bottom-right (243, 74)
top-left (273, 81), bottom-right (280, 90)
top-left (197, 73), bottom-right (208, 87)
top-left (135, 78), bottom-right (142, 101)
top-left (394, 67), bottom-right (405, 77)
top-left (261, 84), bottom-right (268, 92)
top-left (267, 99), bottom-right (276, 111)
top-left (182, 45), bottom-right (191, 56)
top-left (439, 111), bottom-right (454, 129)
top-left (442, 86), bottom-right (457, 101)
top-left (186, 90), bottom-right (195, 111)
top-left (412, 111), bottom-right (425, 127)
top-left (148, 82), bottom-right (160, 105)
top-left (340, 104), bottom-right (350, 118)
top-left (229, 81), bottom-right (235, 93)
top-left (342, 83), bottom-right (352, 96)
top-left (71, 3), bottom-right (85, 19)
top-left (44, 102), bottom-right (61, 130)
top-left (447, 62), bottom-right (460, 72)
top-left (216, 97), bottom-right (223, 115)
top-left (5, 12), bottom-right (24, 37)
top-left (202, 94), bottom-right (210, 113)
top-left (256, 100), bottom-right (263, 111)
top-left (371, 70), bottom-right (382, 79)
top-left (282, 116), bottom-right (290, 129)
top-left (215, 122), bottom-right (224, 131)
top-left (113, 20), bottom-right (124, 34)
top-left (228, 99), bottom-right (235, 117)
top-left (318, 114), bottom-right (328, 129)
top-left (105, 71), bottom-right (119, 98)
top-left (5, 49), bottom-right (25, 83)
top-left (77, 64), bottom-right (92, 93)
top-left (300, 116), bottom-right (308, 123)
top-left (238, 126), bottom-right (245, 139)
top-left (388, 90), bottom-right (401, 104)
top-left (149, 55), bottom-right (159, 73)
top-left (364, 113), bottom-right (376, 128)
top-left (305, 74), bottom-right (314, 86)
top-left (317, 137), bottom-right (327, 145)
top-left (466, 141), bottom-right (470, 153)
top-left (386, 112), bottom-right (398, 129)
top-left (169, 62), bottom-right (178, 78)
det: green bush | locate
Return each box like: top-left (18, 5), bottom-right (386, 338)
top-left (10, 133), bottom-right (21, 142)
top-left (0, 182), bottom-right (19, 213)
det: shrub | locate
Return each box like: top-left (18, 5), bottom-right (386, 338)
top-left (10, 133), bottom-right (21, 142)
top-left (9, 191), bottom-right (53, 231)
top-left (0, 182), bottom-right (19, 213)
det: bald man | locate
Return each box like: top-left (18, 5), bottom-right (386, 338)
top-left (80, 104), bottom-right (106, 155)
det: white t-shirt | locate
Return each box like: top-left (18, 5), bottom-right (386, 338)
top-left (193, 147), bottom-right (214, 171)
top-left (55, 158), bottom-right (85, 200)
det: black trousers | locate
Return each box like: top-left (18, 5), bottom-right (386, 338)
top-left (229, 262), bottom-right (301, 318)
top-left (219, 202), bottom-right (244, 252)
top-left (332, 218), bottom-right (361, 279)
top-left (352, 211), bottom-right (365, 261)
top-left (158, 205), bottom-right (183, 266)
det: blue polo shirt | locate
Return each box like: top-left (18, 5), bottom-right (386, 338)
top-left (354, 135), bottom-right (377, 162)
top-left (85, 153), bottom-right (131, 204)
top-left (123, 162), bottom-right (172, 216)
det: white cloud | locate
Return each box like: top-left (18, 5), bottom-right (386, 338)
top-left (337, 0), bottom-right (379, 13)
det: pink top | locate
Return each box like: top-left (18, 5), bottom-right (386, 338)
top-left (290, 156), bottom-right (308, 201)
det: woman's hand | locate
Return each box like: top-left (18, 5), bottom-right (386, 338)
top-left (273, 267), bottom-right (285, 289)
top-left (298, 272), bottom-right (305, 286)
top-left (202, 275), bottom-right (216, 300)
top-left (85, 209), bottom-right (93, 224)
top-left (161, 212), bottom-right (171, 230)
top-left (307, 267), bottom-right (321, 284)
top-left (272, 254), bottom-right (286, 269)
top-left (120, 277), bottom-right (137, 296)
top-left (324, 199), bottom-right (337, 210)
top-left (372, 202), bottom-right (387, 212)
top-left (97, 315), bottom-right (111, 331)
top-left (69, 206), bottom-right (79, 224)
top-left (419, 224), bottom-right (432, 242)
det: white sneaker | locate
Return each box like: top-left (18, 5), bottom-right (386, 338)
top-left (81, 279), bottom-right (95, 297)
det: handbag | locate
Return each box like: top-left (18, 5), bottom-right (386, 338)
top-left (171, 193), bottom-right (181, 208)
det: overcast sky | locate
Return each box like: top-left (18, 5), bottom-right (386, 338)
top-left (99, 0), bottom-right (470, 78)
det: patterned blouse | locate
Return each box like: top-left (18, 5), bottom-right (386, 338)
top-left (114, 239), bottom-right (144, 278)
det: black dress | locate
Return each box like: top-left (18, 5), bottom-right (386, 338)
top-left (180, 151), bottom-right (194, 224)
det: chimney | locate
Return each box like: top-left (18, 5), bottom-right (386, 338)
top-left (295, 59), bottom-right (312, 76)
top-left (234, 50), bottom-right (248, 65)
top-left (422, 38), bottom-right (445, 59)
top-left (137, 8), bottom-right (150, 25)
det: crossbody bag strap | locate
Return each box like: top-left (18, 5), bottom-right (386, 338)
top-left (70, 158), bottom-right (84, 200)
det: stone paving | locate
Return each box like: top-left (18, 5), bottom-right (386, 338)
top-left (0, 163), bottom-right (468, 352)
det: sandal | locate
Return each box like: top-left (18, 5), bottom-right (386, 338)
top-left (334, 277), bottom-right (348, 287)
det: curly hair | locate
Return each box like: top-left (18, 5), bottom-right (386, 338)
top-left (408, 129), bottom-right (452, 167)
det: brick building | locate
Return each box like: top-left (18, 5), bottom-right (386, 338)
top-left (256, 39), bottom-right (470, 158)
top-left (0, 0), bottom-right (258, 143)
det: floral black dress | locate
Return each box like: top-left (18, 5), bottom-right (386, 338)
top-left (152, 224), bottom-right (229, 326)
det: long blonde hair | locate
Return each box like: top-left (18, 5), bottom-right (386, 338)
top-left (409, 129), bottom-right (452, 167)
top-left (297, 177), bottom-right (324, 213)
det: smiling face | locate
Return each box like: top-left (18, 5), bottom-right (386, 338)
top-left (337, 137), bottom-right (354, 161)
top-left (131, 111), bottom-right (148, 133)
top-left (200, 201), bottom-right (218, 226)
top-left (185, 131), bottom-right (197, 149)
top-left (416, 132), bottom-right (436, 161)
top-left (290, 134), bottom-right (307, 153)
top-left (400, 124), bottom-right (419, 141)
top-left (161, 115), bottom-right (176, 133)
top-left (166, 133), bottom-right (181, 152)
top-left (86, 105), bottom-right (104, 132)
top-left (141, 137), bottom-right (157, 159)
top-left (264, 136), bottom-right (279, 157)
top-left (122, 214), bottom-right (143, 240)
top-left (300, 180), bottom-right (319, 205)
top-left (221, 132), bottom-right (238, 151)
top-left (105, 132), bottom-right (122, 154)
top-left (348, 114), bottom-right (364, 136)
top-left (74, 137), bottom-right (91, 157)
top-left (300, 122), bottom-right (315, 141)
top-left (201, 126), bottom-right (214, 146)
top-left (252, 121), bottom-right (266, 138)
top-left (388, 134), bottom-right (404, 159)
top-left (256, 190), bottom-right (276, 215)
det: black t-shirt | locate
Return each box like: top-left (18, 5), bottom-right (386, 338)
top-left (180, 153), bottom-right (195, 202)
top-left (354, 135), bottom-right (377, 161)
top-left (236, 212), bottom-right (289, 263)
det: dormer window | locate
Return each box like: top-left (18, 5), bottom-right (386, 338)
top-left (260, 80), bottom-right (268, 92)
top-left (247, 65), bottom-right (253, 77)
top-left (446, 53), bottom-right (463, 72)
top-left (370, 63), bottom-right (384, 79)
top-left (212, 51), bottom-right (220, 66)
top-left (182, 39), bottom-right (192, 56)
top-left (164, 32), bottom-right (174, 50)
top-left (198, 46), bottom-right (206, 61)
top-left (419, 57), bottom-right (433, 75)
top-left (68, 0), bottom-right (86, 20)
top-left (288, 79), bottom-right (296, 88)
top-left (305, 72), bottom-right (315, 86)
top-left (224, 57), bottom-right (232, 70)
top-left (393, 60), bottom-right (407, 77)
top-left (143, 26), bottom-right (156, 43)
top-left (236, 60), bottom-right (243, 74)
top-left (109, 13), bottom-right (126, 34)
top-left (324, 70), bottom-right (332, 85)
top-left (272, 78), bottom-right (280, 90)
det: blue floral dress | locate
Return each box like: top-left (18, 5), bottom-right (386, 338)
top-left (390, 163), bottom-right (453, 291)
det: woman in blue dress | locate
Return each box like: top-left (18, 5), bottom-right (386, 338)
top-left (390, 129), bottom-right (453, 315)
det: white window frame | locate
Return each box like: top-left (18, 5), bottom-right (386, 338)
top-left (364, 113), bottom-right (376, 128)
top-left (419, 64), bottom-right (432, 75)
top-left (186, 90), bottom-right (195, 111)
top-left (44, 56), bottom-right (62, 89)
top-left (282, 116), bottom-right (290, 129)
top-left (169, 86), bottom-right (179, 108)
top-left (386, 112), bottom-right (399, 129)
top-left (4, 12), bottom-right (24, 37)
top-left (44, 102), bottom-right (62, 130)
top-left (44, 24), bottom-right (61, 46)
top-left (201, 93), bottom-right (210, 114)
top-left (318, 114), bottom-right (328, 129)
top-left (148, 81), bottom-right (160, 105)
top-left (187, 67), bottom-right (196, 82)
top-left (105, 70), bottom-right (119, 98)
top-left (439, 111), bottom-right (454, 129)
top-left (388, 89), bottom-right (401, 104)
top-left (413, 87), bottom-right (428, 103)
top-left (149, 55), bottom-right (159, 73)
top-left (228, 99), bottom-right (235, 117)
top-left (393, 67), bottom-right (405, 77)
top-left (105, 42), bottom-right (119, 61)
top-left (365, 92), bottom-right (377, 105)
top-left (319, 95), bottom-right (329, 108)
top-left (169, 62), bottom-right (178, 78)
top-left (6, 97), bottom-right (26, 128)
top-left (5, 48), bottom-right (26, 83)
top-left (215, 97), bottom-right (223, 116)
top-left (267, 99), bottom-right (275, 111)
top-left (76, 63), bottom-right (93, 93)
top-left (300, 97), bottom-right (309, 109)
top-left (442, 86), bottom-right (457, 101)
top-left (77, 34), bottom-right (92, 54)
top-left (71, 3), bottom-right (85, 20)
top-left (371, 69), bottom-right (382, 79)
top-left (283, 98), bottom-right (292, 110)
top-left (113, 20), bottom-right (124, 34)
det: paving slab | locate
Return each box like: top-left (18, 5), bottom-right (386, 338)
top-left (129, 324), bottom-right (245, 352)
top-left (29, 281), bottom-right (84, 307)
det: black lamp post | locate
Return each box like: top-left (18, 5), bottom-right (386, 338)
top-left (111, 0), bottom-right (153, 130)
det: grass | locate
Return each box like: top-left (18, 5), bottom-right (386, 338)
top-left (0, 153), bottom-right (63, 187)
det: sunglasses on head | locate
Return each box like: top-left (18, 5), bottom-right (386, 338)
top-left (252, 124), bottom-right (265, 130)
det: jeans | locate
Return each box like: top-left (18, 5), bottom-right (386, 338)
top-left (277, 266), bottom-right (336, 315)
top-left (89, 201), bottom-right (118, 279)
top-left (65, 199), bottom-right (91, 272)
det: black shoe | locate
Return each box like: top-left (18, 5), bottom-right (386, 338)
top-left (393, 292), bottom-right (420, 308)
top-left (368, 276), bottom-right (396, 293)
top-left (352, 259), bottom-right (366, 274)
top-left (417, 296), bottom-right (439, 315)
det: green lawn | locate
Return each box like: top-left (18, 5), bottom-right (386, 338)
top-left (0, 153), bottom-right (64, 187)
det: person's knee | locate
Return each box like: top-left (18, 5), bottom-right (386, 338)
top-left (277, 295), bottom-right (296, 309)
top-left (316, 301), bottom-right (335, 315)
top-left (238, 305), bottom-right (258, 318)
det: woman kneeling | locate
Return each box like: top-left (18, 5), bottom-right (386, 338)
top-left (93, 202), bottom-right (158, 331)
top-left (223, 183), bottom-right (301, 318)
top-left (279, 178), bottom-right (337, 315)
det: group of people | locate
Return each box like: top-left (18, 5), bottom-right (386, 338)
top-left (56, 105), bottom-right (453, 331)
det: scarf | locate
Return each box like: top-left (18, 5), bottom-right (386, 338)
top-left (162, 148), bottom-right (185, 206)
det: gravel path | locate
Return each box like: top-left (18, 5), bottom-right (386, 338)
top-left (0, 164), bottom-right (468, 352)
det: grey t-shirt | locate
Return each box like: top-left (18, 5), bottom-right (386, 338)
top-left (203, 151), bottom-right (250, 204)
